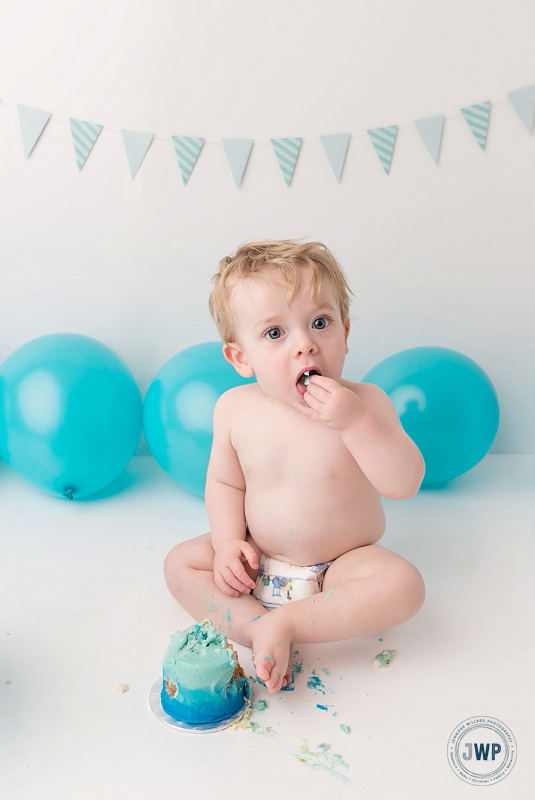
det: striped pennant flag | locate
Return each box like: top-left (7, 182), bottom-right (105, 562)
top-left (319, 133), bottom-right (350, 182)
top-left (460, 102), bottom-right (490, 150)
top-left (121, 129), bottom-right (154, 179)
top-left (221, 139), bottom-right (254, 187)
top-left (507, 85), bottom-right (535, 134)
top-left (69, 119), bottom-right (103, 171)
top-left (17, 105), bottom-right (51, 158)
top-left (171, 136), bottom-right (204, 184)
top-left (367, 126), bottom-right (398, 175)
top-left (270, 138), bottom-right (302, 186)
top-left (414, 114), bottom-right (445, 164)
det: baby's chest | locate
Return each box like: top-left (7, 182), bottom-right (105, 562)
top-left (233, 415), bottom-right (359, 485)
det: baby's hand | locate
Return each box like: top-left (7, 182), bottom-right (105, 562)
top-left (294, 375), bottom-right (366, 431)
top-left (213, 540), bottom-right (258, 597)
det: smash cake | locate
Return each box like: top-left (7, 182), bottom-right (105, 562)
top-left (161, 619), bottom-right (251, 725)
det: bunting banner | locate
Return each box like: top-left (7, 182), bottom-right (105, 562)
top-left (121, 129), bottom-right (154, 179)
top-left (271, 138), bottom-right (302, 186)
top-left (507, 85), bottom-right (535, 134)
top-left (367, 126), bottom-right (398, 175)
top-left (17, 105), bottom-right (51, 158)
top-left (460, 102), bottom-right (491, 150)
top-left (221, 139), bottom-right (253, 187)
top-left (69, 119), bottom-right (103, 171)
top-left (319, 133), bottom-right (351, 181)
top-left (414, 115), bottom-right (445, 164)
top-left (9, 83), bottom-right (535, 184)
top-left (171, 136), bottom-right (205, 185)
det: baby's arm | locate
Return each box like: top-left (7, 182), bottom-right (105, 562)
top-left (205, 390), bottom-right (258, 597)
top-left (341, 382), bottom-right (425, 499)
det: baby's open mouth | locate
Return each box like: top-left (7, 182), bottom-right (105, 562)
top-left (296, 369), bottom-right (320, 397)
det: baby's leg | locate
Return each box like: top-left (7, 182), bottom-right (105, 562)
top-left (247, 543), bottom-right (425, 693)
top-left (163, 534), bottom-right (293, 690)
top-left (272, 544), bottom-right (425, 644)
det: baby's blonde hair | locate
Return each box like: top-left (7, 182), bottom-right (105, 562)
top-left (208, 239), bottom-right (356, 344)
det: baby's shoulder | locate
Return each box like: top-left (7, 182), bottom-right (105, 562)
top-left (215, 382), bottom-right (257, 421)
top-left (341, 379), bottom-right (403, 432)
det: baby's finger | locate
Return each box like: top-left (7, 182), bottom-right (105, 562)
top-left (243, 545), bottom-right (258, 570)
top-left (222, 566), bottom-right (252, 593)
top-left (234, 562), bottom-right (256, 590)
top-left (214, 571), bottom-right (240, 597)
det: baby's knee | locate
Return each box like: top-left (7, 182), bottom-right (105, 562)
top-left (395, 561), bottom-right (425, 619)
top-left (163, 533), bottom-right (215, 589)
top-left (163, 544), bottom-right (186, 590)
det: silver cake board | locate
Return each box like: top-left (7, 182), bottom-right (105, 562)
top-left (149, 679), bottom-right (250, 734)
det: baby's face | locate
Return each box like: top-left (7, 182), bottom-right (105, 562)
top-left (224, 267), bottom-right (350, 407)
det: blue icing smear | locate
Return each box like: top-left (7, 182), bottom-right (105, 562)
top-left (290, 740), bottom-right (349, 785)
top-left (307, 675), bottom-right (326, 694)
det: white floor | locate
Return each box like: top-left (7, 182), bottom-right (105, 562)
top-left (1, 454), bottom-right (533, 799)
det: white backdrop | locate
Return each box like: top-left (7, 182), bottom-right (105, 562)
top-left (0, 0), bottom-right (533, 453)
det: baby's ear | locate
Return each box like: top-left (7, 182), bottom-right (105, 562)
top-left (222, 342), bottom-right (255, 378)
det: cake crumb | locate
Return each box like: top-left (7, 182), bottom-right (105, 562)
top-left (6, 679), bottom-right (12, 684)
top-left (116, 683), bottom-right (129, 693)
top-left (374, 649), bottom-right (396, 667)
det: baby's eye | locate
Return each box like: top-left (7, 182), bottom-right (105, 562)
top-left (265, 327), bottom-right (283, 340)
top-left (312, 315), bottom-right (332, 329)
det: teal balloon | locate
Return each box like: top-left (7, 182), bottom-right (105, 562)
top-left (362, 347), bottom-right (499, 485)
top-left (143, 342), bottom-right (255, 498)
top-left (0, 334), bottom-right (142, 499)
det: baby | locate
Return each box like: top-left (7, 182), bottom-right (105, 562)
top-left (164, 239), bottom-right (425, 694)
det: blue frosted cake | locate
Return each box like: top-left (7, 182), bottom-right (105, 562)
top-left (161, 619), bottom-right (251, 724)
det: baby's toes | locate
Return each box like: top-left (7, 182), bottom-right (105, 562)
top-left (255, 655), bottom-right (274, 684)
top-left (266, 666), bottom-right (281, 693)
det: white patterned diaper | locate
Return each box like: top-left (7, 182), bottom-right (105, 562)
top-left (252, 553), bottom-right (334, 610)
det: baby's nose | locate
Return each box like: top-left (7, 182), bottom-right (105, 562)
top-left (294, 331), bottom-right (318, 353)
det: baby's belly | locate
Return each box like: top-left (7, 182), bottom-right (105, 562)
top-left (244, 482), bottom-right (385, 566)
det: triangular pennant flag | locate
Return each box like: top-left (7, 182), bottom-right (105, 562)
top-left (69, 119), bottom-right (103, 171)
top-left (221, 139), bottom-right (253, 187)
top-left (507, 85), bottom-right (535, 134)
top-left (414, 114), bottom-right (445, 164)
top-left (366, 126), bottom-right (398, 175)
top-left (319, 133), bottom-right (350, 182)
top-left (271, 138), bottom-right (302, 186)
top-left (460, 102), bottom-right (490, 150)
top-left (121, 129), bottom-right (154, 179)
top-left (17, 105), bottom-right (51, 158)
top-left (171, 136), bottom-right (205, 185)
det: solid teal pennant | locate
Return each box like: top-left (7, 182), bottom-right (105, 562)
top-left (121, 129), bottom-right (154, 179)
top-left (319, 133), bottom-right (350, 182)
top-left (221, 139), bottom-right (254, 187)
top-left (17, 105), bottom-right (51, 158)
top-left (414, 115), bottom-right (445, 164)
top-left (507, 85), bottom-right (535, 134)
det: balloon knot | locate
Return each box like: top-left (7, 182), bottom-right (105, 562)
top-left (63, 488), bottom-right (75, 500)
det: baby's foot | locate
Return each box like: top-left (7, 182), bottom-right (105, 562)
top-left (250, 611), bottom-right (294, 694)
